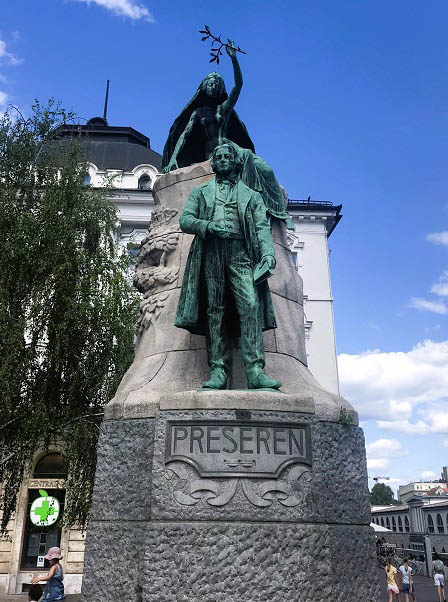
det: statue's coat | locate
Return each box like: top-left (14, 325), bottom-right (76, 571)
top-left (175, 179), bottom-right (277, 337)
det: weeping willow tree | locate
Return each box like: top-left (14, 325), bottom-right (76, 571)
top-left (0, 100), bottom-right (139, 533)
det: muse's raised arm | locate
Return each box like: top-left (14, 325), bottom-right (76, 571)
top-left (220, 40), bottom-right (242, 116)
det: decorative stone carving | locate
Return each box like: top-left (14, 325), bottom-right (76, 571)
top-left (134, 206), bottom-right (180, 335)
top-left (163, 461), bottom-right (311, 508)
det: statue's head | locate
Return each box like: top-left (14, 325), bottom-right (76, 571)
top-left (202, 72), bottom-right (225, 99)
top-left (211, 143), bottom-right (242, 177)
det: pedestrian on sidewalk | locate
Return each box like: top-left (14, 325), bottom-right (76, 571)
top-left (31, 547), bottom-right (65, 602)
top-left (386, 557), bottom-right (402, 602)
top-left (399, 558), bottom-right (416, 602)
top-left (432, 558), bottom-right (446, 602)
top-left (28, 584), bottom-right (43, 602)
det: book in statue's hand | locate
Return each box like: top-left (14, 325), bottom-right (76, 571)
top-left (253, 260), bottom-right (274, 285)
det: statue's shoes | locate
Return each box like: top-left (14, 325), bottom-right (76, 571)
top-left (201, 368), bottom-right (228, 390)
top-left (247, 371), bottom-right (282, 390)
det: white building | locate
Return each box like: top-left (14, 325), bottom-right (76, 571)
top-left (287, 200), bottom-right (341, 394)
top-left (398, 468), bottom-right (448, 503)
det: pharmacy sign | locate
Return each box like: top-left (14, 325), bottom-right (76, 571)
top-left (30, 490), bottom-right (60, 526)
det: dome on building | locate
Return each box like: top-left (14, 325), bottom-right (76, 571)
top-left (56, 118), bottom-right (162, 172)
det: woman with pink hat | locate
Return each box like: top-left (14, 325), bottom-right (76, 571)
top-left (32, 547), bottom-right (65, 601)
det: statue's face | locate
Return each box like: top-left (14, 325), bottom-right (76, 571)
top-left (204, 75), bottom-right (221, 98)
top-left (212, 146), bottom-right (237, 176)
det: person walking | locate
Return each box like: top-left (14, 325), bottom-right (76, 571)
top-left (433, 557), bottom-right (446, 602)
top-left (32, 547), bottom-right (65, 602)
top-left (399, 558), bottom-right (415, 602)
top-left (28, 584), bottom-right (43, 602)
top-left (386, 557), bottom-right (402, 602)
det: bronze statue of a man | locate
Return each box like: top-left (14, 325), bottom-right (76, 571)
top-left (175, 143), bottom-right (281, 391)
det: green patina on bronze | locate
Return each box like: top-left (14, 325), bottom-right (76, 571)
top-left (162, 42), bottom-right (293, 229)
top-left (175, 143), bottom-right (282, 391)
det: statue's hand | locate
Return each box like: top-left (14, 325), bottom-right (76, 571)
top-left (262, 256), bottom-right (276, 271)
top-left (226, 39), bottom-right (237, 59)
top-left (162, 159), bottom-right (179, 174)
top-left (207, 223), bottom-right (228, 238)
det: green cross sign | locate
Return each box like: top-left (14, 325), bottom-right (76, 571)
top-left (30, 490), bottom-right (60, 526)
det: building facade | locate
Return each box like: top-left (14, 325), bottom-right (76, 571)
top-left (398, 467), bottom-right (448, 503)
top-left (0, 117), bottom-right (342, 593)
top-left (371, 494), bottom-right (448, 556)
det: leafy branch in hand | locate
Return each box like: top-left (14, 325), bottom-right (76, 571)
top-left (199, 25), bottom-right (246, 64)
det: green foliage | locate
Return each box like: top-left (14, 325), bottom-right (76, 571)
top-left (338, 406), bottom-right (355, 425)
top-left (0, 100), bottom-right (139, 533)
top-left (370, 482), bottom-right (398, 506)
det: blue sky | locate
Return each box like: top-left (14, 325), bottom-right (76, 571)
top-left (1, 0), bottom-right (447, 494)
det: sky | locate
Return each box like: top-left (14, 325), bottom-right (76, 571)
top-left (1, 0), bottom-right (447, 496)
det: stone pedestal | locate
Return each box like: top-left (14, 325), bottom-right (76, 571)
top-left (81, 165), bottom-right (380, 602)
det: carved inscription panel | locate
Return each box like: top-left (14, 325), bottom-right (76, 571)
top-left (165, 420), bottom-right (311, 478)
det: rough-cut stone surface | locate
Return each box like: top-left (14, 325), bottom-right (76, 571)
top-left (143, 522), bottom-right (380, 602)
top-left (82, 411), bottom-right (380, 601)
top-left (91, 419), bottom-right (155, 521)
top-left (81, 521), bottom-right (145, 602)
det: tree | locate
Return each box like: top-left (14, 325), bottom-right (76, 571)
top-left (0, 101), bottom-right (139, 533)
top-left (370, 483), bottom-right (398, 505)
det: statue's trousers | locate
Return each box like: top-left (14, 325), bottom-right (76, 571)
top-left (203, 237), bottom-right (265, 374)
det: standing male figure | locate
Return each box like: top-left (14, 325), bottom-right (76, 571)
top-left (175, 143), bottom-right (281, 390)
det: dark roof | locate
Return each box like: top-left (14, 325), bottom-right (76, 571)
top-left (287, 199), bottom-right (343, 237)
top-left (56, 119), bottom-right (162, 171)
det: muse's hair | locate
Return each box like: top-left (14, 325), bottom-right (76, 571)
top-left (201, 72), bottom-right (225, 96)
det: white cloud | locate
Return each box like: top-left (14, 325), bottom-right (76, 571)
top-left (377, 420), bottom-right (430, 435)
top-left (366, 438), bottom-right (408, 459)
top-left (338, 339), bottom-right (448, 422)
top-left (424, 407), bottom-right (448, 433)
top-left (432, 283), bottom-right (448, 296)
top-left (409, 297), bottom-right (447, 315)
top-left (421, 470), bottom-right (437, 480)
top-left (431, 271), bottom-right (448, 297)
top-left (367, 458), bottom-right (390, 470)
top-left (377, 405), bottom-right (448, 435)
top-left (74, 0), bottom-right (154, 21)
top-left (0, 91), bottom-right (8, 107)
top-left (442, 438), bottom-right (448, 448)
top-left (0, 39), bottom-right (21, 66)
top-left (427, 231), bottom-right (448, 247)
top-left (365, 439), bottom-right (408, 479)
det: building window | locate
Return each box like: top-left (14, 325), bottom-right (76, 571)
top-left (405, 516), bottom-right (410, 533)
top-left (21, 489), bottom-right (66, 570)
top-left (138, 175), bottom-right (151, 190)
top-left (428, 515), bottom-right (435, 533)
top-left (386, 517), bottom-right (390, 530)
top-left (437, 514), bottom-right (444, 533)
top-left (33, 453), bottom-right (66, 479)
top-left (381, 518), bottom-right (385, 527)
top-left (83, 174), bottom-right (91, 187)
top-left (392, 517), bottom-right (396, 531)
top-left (398, 517), bottom-right (403, 532)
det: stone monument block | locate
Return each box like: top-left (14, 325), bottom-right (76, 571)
top-left (81, 164), bottom-right (380, 602)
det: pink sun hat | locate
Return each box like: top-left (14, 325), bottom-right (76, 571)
top-left (44, 547), bottom-right (63, 560)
